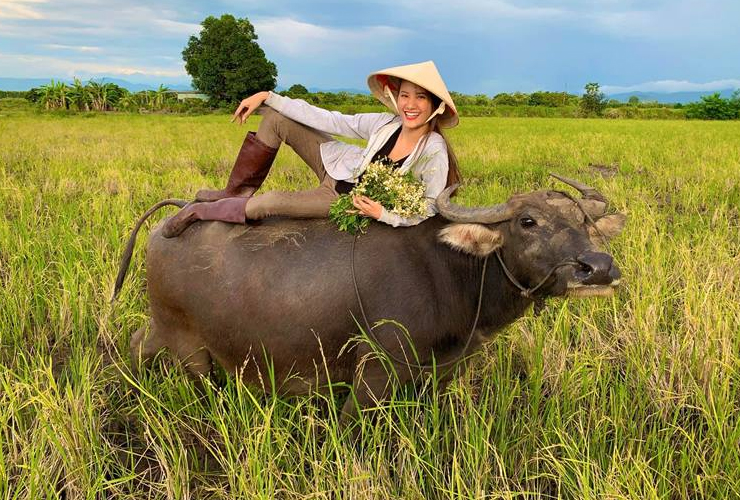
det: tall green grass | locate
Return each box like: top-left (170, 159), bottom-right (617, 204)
top-left (1, 108), bottom-right (738, 498)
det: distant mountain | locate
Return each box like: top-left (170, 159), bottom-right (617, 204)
top-left (607, 89), bottom-right (738, 104)
top-left (93, 77), bottom-right (193, 92)
top-left (0, 78), bottom-right (61, 91)
top-left (0, 77), bottom-right (193, 92)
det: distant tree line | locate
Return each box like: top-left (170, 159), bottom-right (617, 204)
top-left (684, 91), bottom-right (740, 120)
top-left (0, 90), bottom-right (27, 98)
top-left (4, 79), bottom-right (738, 120)
top-left (275, 83), bottom-right (690, 119)
top-left (459, 90), bottom-right (579, 107)
top-left (20, 79), bottom-right (210, 113)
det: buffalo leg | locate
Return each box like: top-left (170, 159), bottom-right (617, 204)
top-left (129, 320), bottom-right (213, 381)
top-left (172, 335), bottom-right (213, 379)
top-left (340, 354), bottom-right (394, 427)
top-left (129, 321), bottom-right (167, 375)
top-left (339, 344), bottom-right (463, 431)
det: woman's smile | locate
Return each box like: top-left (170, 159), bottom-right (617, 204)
top-left (403, 110), bottom-right (421, 120)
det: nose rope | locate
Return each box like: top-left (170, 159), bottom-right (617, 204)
top-left (495, 251), bottom-right (579, 299)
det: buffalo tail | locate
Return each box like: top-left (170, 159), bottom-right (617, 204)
top-left (111, 199), bottom-right (189, 302)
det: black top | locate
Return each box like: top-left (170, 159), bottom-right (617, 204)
top-left (335, 127), bottom-right (409, 195)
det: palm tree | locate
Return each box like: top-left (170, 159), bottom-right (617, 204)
top-left (141, 90), bottom-right (155, 110)
top-left (39, 84), bottom-right (54, 109)
top-left (102, 82), bottom-right (125, 110)
top-left (67, 78), bottom-right (90, 111)
top-left (39, 80), bottom-right (69, 110)
top-left (87, 81), bottom-right (104, 111)
top-left (87, 81), bottom-right (125, 111)
top-left (153, 84), bottom-right (170, 110)
top-left (114, 88), bottom-right (133, 112)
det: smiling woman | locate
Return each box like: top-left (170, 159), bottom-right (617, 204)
top-left (162, 60), bottom-right (462, 237)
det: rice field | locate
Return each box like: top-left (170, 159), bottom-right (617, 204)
top-left (1, 103), bottom-right (739, 498)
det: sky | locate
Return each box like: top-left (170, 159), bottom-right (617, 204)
top-left (1, 0), bottom-right (739, 95)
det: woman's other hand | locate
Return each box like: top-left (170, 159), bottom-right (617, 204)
top-left (352, 195), bottom-right (383, 220)
top-left (231, 91), bottom-right (270, 124)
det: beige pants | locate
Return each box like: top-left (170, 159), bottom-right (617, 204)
top-left (245, 107), bottom-right (339, 220)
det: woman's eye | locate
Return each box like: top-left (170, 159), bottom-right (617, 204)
top-left (520, 217), bottom-right (537, 228)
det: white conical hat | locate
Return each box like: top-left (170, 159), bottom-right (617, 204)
top-left (367, 60), bottom-right (459, 128)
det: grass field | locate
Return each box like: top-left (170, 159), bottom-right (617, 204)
top-left (1, 105), bottom-right (739, 498)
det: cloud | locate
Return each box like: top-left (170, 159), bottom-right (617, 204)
top-left (373, 0), bottom-right (566, 20)
top-left (0, 51), bottom-right (186, 78)
top-left (151, 18), bottom-right (201, 36)
top-left (0, 2), bottom-right (201, 39)
top-left (253, 17), bottom-right (408, 57)
top-left (453, 0), bottom-right (565, 19)
top-left (41, 44), bottom-right (102, 53)
top-left (373, 0), bottom-right (729, 43)
top-left (602, 79), bottom-right (740, 94)
top-left (570, 0), bottom-right (738, 41)
top-left (586, 9), bottom-right (653, 36)
top-left (0, 0), bottom-right (46, 20)
top-left (0, 0), bottom-right (737, 93)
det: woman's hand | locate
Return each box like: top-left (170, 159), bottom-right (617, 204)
top-left (352, 195), bottom-right (383, 220)
top-left (231, 91), bottom-right (270, 124)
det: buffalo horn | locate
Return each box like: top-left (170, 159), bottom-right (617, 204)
top-left (550, 173), bottom-right (608, 203)
top-left (436, 184), bottom-right (511, 223)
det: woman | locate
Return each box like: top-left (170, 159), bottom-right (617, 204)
top-left (163, 60), bottom-right (460, 237)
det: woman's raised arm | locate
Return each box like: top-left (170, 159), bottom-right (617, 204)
top-left (232, 91), bottom-right (271, 124)
top-left (260, 92), bottom-right (394, 140)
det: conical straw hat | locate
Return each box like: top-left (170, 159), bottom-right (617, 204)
top-left (367, 60), bottom-right (458, 128)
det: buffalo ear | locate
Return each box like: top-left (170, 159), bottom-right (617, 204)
top-left (438, 223), bottom-right (503, 257)
top-left (589, 213), bottom-right (626, 240)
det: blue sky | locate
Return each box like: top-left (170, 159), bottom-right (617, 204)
top-left (1, 0), bottom-right (739, 94)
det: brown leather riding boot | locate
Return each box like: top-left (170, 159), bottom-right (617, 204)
top-left (195, 131), bottom-right (278, 202)
top-left (161, 197), bottom-right (248, 238)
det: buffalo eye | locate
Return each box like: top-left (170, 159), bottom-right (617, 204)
top-left (519, 217), bottom-right (537, 228)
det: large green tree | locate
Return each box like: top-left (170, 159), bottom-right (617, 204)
top-left (182, 15), bottom-right (277, 105)
top-left (580, 82), bottom-right (607, 116)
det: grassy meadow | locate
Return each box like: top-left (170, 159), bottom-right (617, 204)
top-left (1, 101), bottom-right (739, 498)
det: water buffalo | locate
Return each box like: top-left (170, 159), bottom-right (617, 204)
top-left (116, 174), bottom-right (625, 421)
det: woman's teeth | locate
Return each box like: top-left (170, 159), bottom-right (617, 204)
top-left (404, 111), bottom-right (419, 119)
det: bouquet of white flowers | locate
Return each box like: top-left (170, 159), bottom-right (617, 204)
top-left (329, 161), bottom-right (428, 234)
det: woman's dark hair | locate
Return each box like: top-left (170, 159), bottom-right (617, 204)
top-left (426, 93), bottom-right (461, 188)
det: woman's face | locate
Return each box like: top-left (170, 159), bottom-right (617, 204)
top-left (397, 80), bottom-right (433, 131)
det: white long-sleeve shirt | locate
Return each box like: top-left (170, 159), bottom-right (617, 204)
top-left (263, 92), bottom-right (450, 227)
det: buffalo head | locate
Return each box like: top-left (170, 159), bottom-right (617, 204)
top-left (436, 174), bottom-right (626, 298)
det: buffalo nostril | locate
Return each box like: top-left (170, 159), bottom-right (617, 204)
top-left (576, 251), bottom-right (615, 285)
top-left (575, 262), bottom-right (594, 280)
